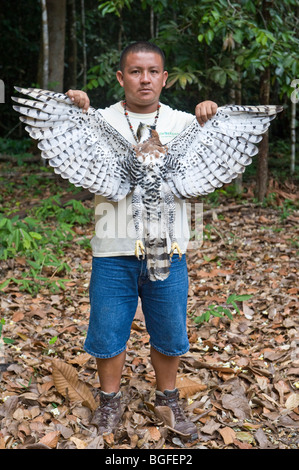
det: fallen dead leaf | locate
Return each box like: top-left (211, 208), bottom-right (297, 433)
top-left (235, 431), bottom-right (256, 445)
top-left (148, 426), bottom-right (161, 441)
top-left (0, 433), bottom-right (6, 450)
top-left (51, 359), bottom-right (97, 410)
top-left (70, 436), bottom-right (88, 449)
top-left (233, 439), bottom-right (253, 449)
top-left (255, 428), bottom-right (276, 449)
top-left (201, 419), bottom-right (221, 435)
top-left (154, 406), bottom-right (175, 428)
top-left (103, 433), bottom-right (115, 446)
top-left (176, 375), bottom-right (207, 398)
top-left (39, 431), bottom-right (60, 449)
top-left (221, 380), bottom-right (252, 420)
top-left (218, 426), bottom-right (236, 445)
top-left (285, 393), bottom-right (299, 410)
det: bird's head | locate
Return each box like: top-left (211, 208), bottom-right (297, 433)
top-left (136, 123), bottom-right (156, 143)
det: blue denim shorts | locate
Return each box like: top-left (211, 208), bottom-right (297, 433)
top-left (84, 254), bottom-right (189, 358)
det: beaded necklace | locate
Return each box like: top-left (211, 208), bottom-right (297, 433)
top-left (123, 100), bottom-right (161, 143)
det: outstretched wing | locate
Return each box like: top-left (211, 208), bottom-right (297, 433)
top-left (164, 105), bottom-right (283, 198)
top-left (12, 87), bottom-right (134, 200)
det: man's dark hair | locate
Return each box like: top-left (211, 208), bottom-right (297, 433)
top-left (119, 41), bottom-right (166, 71)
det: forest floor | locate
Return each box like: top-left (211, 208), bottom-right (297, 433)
top-left (0, 164), bottom-right (298, 451)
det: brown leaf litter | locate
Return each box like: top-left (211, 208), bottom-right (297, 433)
top-left (0, 181), bottom-right (298, 449)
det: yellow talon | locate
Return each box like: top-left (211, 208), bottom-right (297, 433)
top-left (170, 242), bottom-right (182, 259)
top-left (135, 240), bottom-right (145, 259)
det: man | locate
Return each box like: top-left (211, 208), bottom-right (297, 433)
top-left (67, 41), bottom-right (217, 440)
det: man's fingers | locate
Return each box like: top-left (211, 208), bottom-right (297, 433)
top-left (65, 89), bottom-right (90, 112)
top-left (196, 101), bottom-right (218, 126)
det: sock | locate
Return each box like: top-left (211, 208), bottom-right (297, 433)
top-left (156, 388), bottom-right (178, 396)
top-left (100, 390), bottom-right (121, 398)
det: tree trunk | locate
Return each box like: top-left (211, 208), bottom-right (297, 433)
top-left (150, 7), bottom-right (154, 38)
top-left (40, 0), bottom-right (49, 89)
top-left (228, 62), bottom-right (243, 194)
top-left (234, 65), bottom-right (243, 194)
top-left (66, 0), bottom-right (77, 90)
top-left (117, 10), bottom-right (124, 52)
top-left (235, 64), bottom-right (242, 106)
top-left (81, 0), bottom-right (87, 88)
top-left (291, 97), bottom-right (296, 175)
top-left (256, 0), bottom-right (272, 202)
top-left (155, 14), bottom-right (160, 37)
top-left (256, 66), bottom-right (270, 202)
top-left (46, 0), bottom-right (66, 92)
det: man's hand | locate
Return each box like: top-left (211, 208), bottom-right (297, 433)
top-left (195, 100), bottom-right (218, 127)
top-left (66, 89), bottom-right (90, 113)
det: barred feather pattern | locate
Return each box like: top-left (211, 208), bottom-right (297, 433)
top-left (130, 132), bottom-right (170, 281)
top-left (12, 87), bottom-right (282, 281)
top-left (12, 87), bottom-right (133, 201)
top-left (165, 104), bottom-right (283, 199)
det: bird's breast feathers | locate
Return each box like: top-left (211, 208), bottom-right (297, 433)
top-left (133, 131), bottom-right (168, 167)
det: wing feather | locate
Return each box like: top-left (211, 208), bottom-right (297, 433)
top-left (165, 104), bottom-right (282, 198)
top-left (12, 87), bottom-right (134, 201)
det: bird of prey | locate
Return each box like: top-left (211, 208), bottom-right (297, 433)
top-left (12, 87), bottom-right (282, 281)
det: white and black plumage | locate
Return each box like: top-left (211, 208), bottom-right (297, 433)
top-left (12, 87), bottom-right (282, 281)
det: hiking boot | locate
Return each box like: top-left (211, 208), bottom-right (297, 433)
top-left (154, 388), bottom-right (198, 441)
top-left (91, 391), bottom-right (123, 434)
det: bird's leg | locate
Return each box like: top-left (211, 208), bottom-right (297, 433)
top-left (163, 186), bottom-right (182, 260)
top-left (132, 186), bottom-right (145, 259)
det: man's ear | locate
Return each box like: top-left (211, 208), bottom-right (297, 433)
top-left (162, 70), bottom-right (168, 88)
top-left (116, 70), bottom-right (124, 88)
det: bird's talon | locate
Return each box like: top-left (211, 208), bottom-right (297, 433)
top-left (170, 242), bottom-right (182, 259)
top-left (135, 240), bottom-right (145, 259)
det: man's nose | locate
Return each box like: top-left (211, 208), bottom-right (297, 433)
top-left (140, 71), bottom-right (151, 82)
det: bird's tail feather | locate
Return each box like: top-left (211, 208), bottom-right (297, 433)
top-left (145, 237), bottom-right (170, 281)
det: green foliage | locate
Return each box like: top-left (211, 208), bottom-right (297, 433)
top-left (79, 0), bottom-right (298, 125)
top-left (0, 318), bottom-right (15, 345)
top-left (98, 0), bottom-right (133, 17)
top-left (166, 66), bottom-right (203, 90)
top-left (33, 196), bottom-right (92, 226)
top-left (0, 137), bottom-right (33, 165)
top-left (49, 336), bottom-right (58, 345)
top-left (0, 137), bottom-right (32, 155)
top-left (193, 294), bottom-right (254, 324)
top-left (1, 0), bottom-right (297, 142)
top-left (85, 49), bottom-right (124, 101)
top-left (0, 214), bottom-right (72, 294)
top-left (278, 199), bottom-right (298, 223)
top-left (0, 198), bottom-right (92, 295)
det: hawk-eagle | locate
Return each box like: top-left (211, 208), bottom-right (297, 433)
top-left (12, 87), bottom-right (282, 281)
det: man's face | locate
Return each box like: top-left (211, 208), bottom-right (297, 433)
top-left (116, 51), bottom-right (168, 113)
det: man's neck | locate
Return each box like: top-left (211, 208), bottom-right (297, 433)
top-left (123, 100), bottom-right (160, 114)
